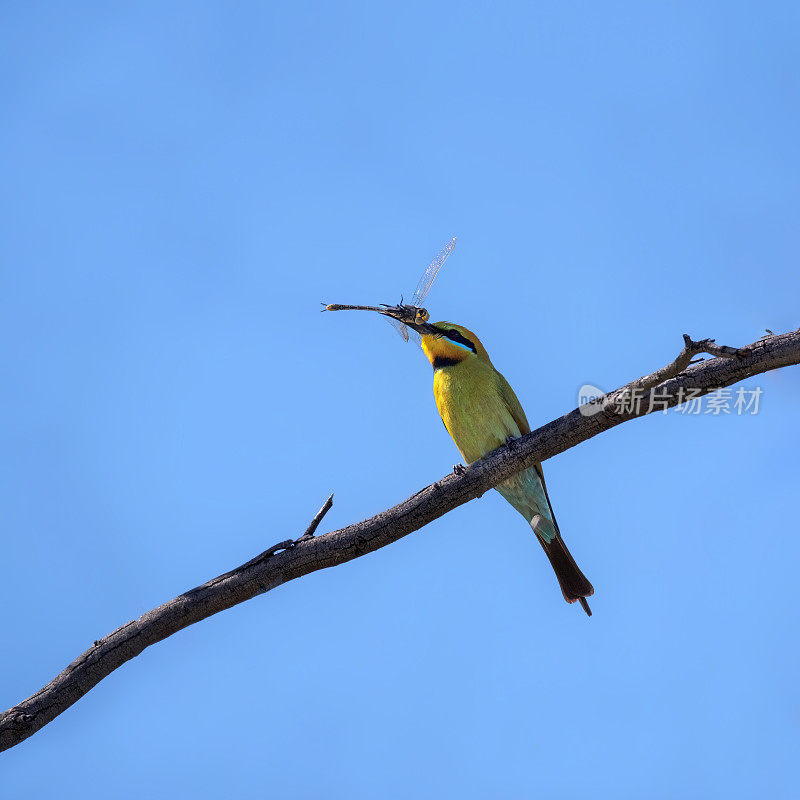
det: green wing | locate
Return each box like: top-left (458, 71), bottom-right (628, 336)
top-left (493, 368), bottom-right (531, 436)
top-left (494, 367), bottom-right (564, 536)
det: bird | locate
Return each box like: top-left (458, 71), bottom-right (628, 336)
top-left (418, 321), bottom-right (594, 615)
top-left (325, 297), bottom-right (594, 614)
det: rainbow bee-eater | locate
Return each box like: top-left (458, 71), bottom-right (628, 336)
top-left (416, 320), bottom-right (594, 615)
top-left (326, 302), bottom-right (594, 614)
top-left (325, 239), bottom-right (592, 614)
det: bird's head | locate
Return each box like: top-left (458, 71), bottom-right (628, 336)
top-left (418, 321), bottom-right (491, 367)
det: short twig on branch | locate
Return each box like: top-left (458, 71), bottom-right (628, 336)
top-left (298, 493), bottom-right (334, 540)
top-left (2, 328), bottom-right (799, 752)
top-left (237, 494), bottom-right (335, 571)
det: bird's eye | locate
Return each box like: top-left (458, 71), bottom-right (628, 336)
top-left (416, 308), bottom-right (429, 322)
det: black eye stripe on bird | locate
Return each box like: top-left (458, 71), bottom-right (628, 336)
top-left (446, 329), bottom-right (477, 353)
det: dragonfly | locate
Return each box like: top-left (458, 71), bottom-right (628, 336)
top-left (325, 236), bottom-right (456, 343)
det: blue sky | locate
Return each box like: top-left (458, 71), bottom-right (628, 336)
top-left (2, 2), bottom-right (799, 797)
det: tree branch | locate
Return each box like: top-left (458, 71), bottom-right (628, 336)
top-left (2, 328), bottom-right (799, 752)
top-left (608, 334), bottom-right (751, 404)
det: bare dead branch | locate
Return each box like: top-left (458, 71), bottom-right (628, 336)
top-left (2, 328), bottom-right (799, 752)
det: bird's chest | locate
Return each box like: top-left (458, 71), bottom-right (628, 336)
top-left (433, 365), bottom-right (519, 463)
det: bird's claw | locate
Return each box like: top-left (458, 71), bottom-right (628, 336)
top-left (453, 463), bottom-right (467, 476)
top-left (505, 436), bottom-right (517, 446)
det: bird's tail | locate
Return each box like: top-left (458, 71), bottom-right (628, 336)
top-left (531, 515), bottom-right (594, 616)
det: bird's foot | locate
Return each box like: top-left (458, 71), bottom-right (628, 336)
top-left (505, 436), bottom-right (517, 446)
top-left (452, 463), bottom-right (467, 476)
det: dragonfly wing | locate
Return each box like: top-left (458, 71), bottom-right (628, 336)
top-left (384, 316), bottom-right (423, 345)
top-left (386, 316), bottom-right (410, 342)
top-left (411, 236), bottom-right (456, 307)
